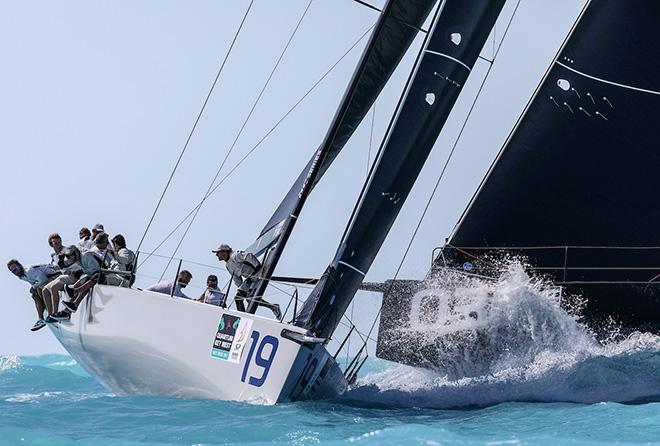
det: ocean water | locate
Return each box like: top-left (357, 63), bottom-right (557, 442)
top-left (2, 265), bottom-right (660, 445)
top-left (1, 353), bottom-right (660, 445)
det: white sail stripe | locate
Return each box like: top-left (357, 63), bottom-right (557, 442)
top-left (424, 50), bottom-right (471, 72)
top-left (338, 261), bottom-right (367, 276)
top-left (556, 61), bottom-right (660, 96)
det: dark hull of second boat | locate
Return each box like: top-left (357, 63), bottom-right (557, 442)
top-left (375, 263), bottom-right (660, 371)
top-left (441, 246), bottom-right (660, 336)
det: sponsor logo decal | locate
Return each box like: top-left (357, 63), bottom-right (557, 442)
top-left (211, 313), bottom-right (253, 363)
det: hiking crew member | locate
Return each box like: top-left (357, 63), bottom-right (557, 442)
top-left (197, 275), bottom-right (226, 307)
top-left (108, 234), bottom-right (136, 287)
top-left (63, 233), bottom-right (115, 313)
top-left (48, 233), bottom-right (65, 265)
top-left (7, 259), bottom-right (60, 331)
top-left (91, 224), bottom-right (105, 243)
top-left (146, 270), bottom-right (192, 299)
top-left (77, 227), bottom-right (94, 252)
top-left (212, 244), bottom-right (281, 318)
top-left (43, 245), bottom-right (83, 321)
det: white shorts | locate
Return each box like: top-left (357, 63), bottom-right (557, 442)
top-left (46, 274), bottom-right (78, 288)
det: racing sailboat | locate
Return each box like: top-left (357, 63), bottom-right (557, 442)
top-left (48, 0), bottom-right (505, 403)
top-left (376, 0), bottom-right (660, 369)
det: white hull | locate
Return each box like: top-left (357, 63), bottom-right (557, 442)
top-left (49, 285), bottom-right (347, 404)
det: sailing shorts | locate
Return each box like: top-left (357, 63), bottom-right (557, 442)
top-left (47, 274), bottom-right (78, 287)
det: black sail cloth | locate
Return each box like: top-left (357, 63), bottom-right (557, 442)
top-left (248, 0), bottom-right (438, 257)
top-left (245, 0), bottom-right (438, 311)
top-left (295, 0), bottom-right (506, 338)
top-left (442, 0), bottom-right (660, 333)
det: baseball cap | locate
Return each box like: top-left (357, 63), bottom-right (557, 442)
top-left (212, 244), bottom-right (232, 253)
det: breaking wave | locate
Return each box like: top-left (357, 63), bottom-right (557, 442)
top-left (0, 355), bottom-right (21, 373)
top-left (348, 262), bottom-right (660, 408)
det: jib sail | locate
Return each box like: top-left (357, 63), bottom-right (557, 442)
top-left (295, 0), bottom-right (506, 338)
top-left (246, 0), bottom-right (438, 307)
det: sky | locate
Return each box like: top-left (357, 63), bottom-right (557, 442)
top-left (0, 0), bottom-right (586, 356)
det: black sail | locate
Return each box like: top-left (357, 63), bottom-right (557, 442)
top-left (295, 0), bottom-right (505, 338)
top-left (442, 0), bottom-right (660, 333)
top-left (247, 0), bottom-right (437, 257)
top-left (246, 1), bottom-right (438, 311)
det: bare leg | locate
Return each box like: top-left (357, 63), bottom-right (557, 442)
top-left (42, 286), bottom-right (54, 315)
top-left (49, 282), bottom-right (64, 313)
top-left (72, 281), bottom-right (95, 306)
top-left (30, 289), bottom-right (45, 320)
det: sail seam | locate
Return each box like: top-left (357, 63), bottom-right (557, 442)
top-left (556, 61), bottom-right (660, 96)
top-left (338, 261), bottom-right (366, 276)
top-left (425, 50), bottom-right (471, 71)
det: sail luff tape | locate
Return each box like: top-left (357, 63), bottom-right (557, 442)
top-left (424, 50), bottom-right (471, 72)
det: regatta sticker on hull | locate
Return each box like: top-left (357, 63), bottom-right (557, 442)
top-left (211, 313), bottom-right (253, 363)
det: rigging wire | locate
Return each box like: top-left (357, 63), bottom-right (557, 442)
top-left (137, 23), bottom-right (377, 269)
top-left (136, 0), bottom-right (256, 253)
top-left (350, 0), bottom-right (429, 34)
top-left (348, 102), bottom-right (378, 365)
top-left (363, 0), bottom-right (524, 345)
top-left (350, 0), bottom-right (381, 13)
top-left (158, 0), bottom-right (315, 280)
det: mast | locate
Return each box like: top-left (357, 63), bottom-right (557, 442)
top-left (440, 0), bottom-right (660, 332)
top-left (246, 0), bottom-right (438, 310)
top-left (294, 0), bottom-right (506, 338)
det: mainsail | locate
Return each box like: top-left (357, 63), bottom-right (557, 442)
top-left (440, 0), bottom-right (660, 332)
top-left (295, 0), bottom-right (506, 338)
top-left (246, 0), bottom-right (438, 306)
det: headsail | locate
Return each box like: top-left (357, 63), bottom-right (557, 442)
top-left (440, 0), bottom-right (660, 332)
top-left (246, 0), bottom-right (438, 306)
top-left (294, 0), bottom-right (506, 338)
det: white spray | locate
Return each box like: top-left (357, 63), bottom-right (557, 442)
top-left (350, 262), bottom-right (660, 407)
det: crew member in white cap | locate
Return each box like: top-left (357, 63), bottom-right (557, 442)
top-left (91, 223), bottom-right (105, 241)
top-left (213, 244), bottom-right (281, 319)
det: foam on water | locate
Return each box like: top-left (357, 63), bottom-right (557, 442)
top-left (349, 262), bottom-right (660, 408)
top-left (0, 355), bottom-right (21, 373)
top-left (0, 354), bottom-right (658, 444)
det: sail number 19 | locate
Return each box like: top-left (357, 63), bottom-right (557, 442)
top-left (241, 330), bottom-right (279, 387)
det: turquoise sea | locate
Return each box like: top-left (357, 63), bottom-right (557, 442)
top-left (1, 348), bottom-right (660, 446)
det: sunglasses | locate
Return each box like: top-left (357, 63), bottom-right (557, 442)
top-left (9, 264), bottom-right (21, 275)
